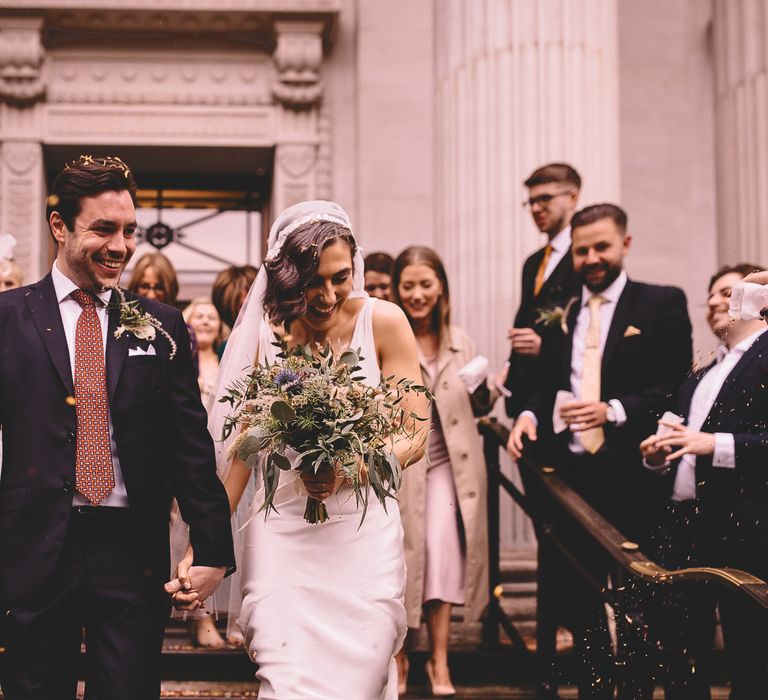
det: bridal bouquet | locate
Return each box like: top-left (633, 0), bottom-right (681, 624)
top-left (220, 338), bottom-right (431, 524)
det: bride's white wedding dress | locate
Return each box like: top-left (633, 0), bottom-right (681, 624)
top-left (237, 297), bottom-right (407, 700)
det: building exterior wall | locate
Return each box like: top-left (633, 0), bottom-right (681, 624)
top-left (618, 0), bottom-right (719, 358)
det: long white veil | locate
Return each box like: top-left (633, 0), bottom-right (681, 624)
top-left (205, 200), bottom-right (365, 632)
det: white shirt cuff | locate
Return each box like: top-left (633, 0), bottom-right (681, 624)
top-left (519, 410), bottom-right (538, 427)
top-left (608, 399), bottom-right (627, 426)
top-left (712, 432), bottom-right (736, 468)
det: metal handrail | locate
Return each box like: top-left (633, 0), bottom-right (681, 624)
top-left (477, 416), bottom-right (768, 645)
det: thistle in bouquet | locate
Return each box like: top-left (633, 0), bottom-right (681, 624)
top-left (220, 337), bottom-right (432, 524)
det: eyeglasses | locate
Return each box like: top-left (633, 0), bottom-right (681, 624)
top-left (137, 283), bottom-right (166, 293)
top-left (522, 190), bottom-right (573, 208)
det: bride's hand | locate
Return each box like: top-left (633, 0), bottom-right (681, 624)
top-left (165, 544), bottom-right (201, 611)
top-left (300, 464), bottom-right (344, 502)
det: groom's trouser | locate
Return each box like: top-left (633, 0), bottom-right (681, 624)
top-left (0, 507), bottom-right (169, 700)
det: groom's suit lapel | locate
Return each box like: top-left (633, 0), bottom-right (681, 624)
top-left (26, 273), bottom-right (74, 394)
top-left (106, 288), bottom-right (129, 402)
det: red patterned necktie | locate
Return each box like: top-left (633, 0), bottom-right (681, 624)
top-left (72, 289), bottom-right (114, 504)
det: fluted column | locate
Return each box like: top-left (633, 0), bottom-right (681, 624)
top-left (713, 0), bottom-right (768, 264)
top-left (434, 0), bottom-right (620, 550)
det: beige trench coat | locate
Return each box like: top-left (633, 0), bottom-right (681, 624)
top-left (399, 326), bottom-right (491, 628)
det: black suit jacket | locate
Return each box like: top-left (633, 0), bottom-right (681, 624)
top-left (505, 244), bottom-right (580, 417)
top-left (526, 279), bottom-right (693, 487)
top-left (662, 331), bottom-right (768, 575)
top-left (0, 275), bottom-right (235, 608)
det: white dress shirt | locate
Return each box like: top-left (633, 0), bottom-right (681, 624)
top-left (565, 270), bottom-right (628, 452)
top-left (520, 270), bottom-right (628, 452)
top-left (52, 262), bottom-right (129, 507)
top-left (542, 226), bottom-right (571, 282)
top-left (668, 327), bottom-right (767, 502)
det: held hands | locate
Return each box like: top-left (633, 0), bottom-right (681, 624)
top-left (560, 400), bottom-right (609, 433)
top-left (164, 544), bottom-right (226, 611)
top-left (507, 328), bottom-right (542, 357)
top-left (644, 420), bottom-right (715, 462)
top-left (507, 415), bottom-right (537, 460)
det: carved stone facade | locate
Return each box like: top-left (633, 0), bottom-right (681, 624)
top-left (0, 18), bottom-right (46, 107)
top-left (0, 2), bottom-right (340, 280)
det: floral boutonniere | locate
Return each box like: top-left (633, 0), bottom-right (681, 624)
top-left (535, 296), bottom-right (579, 335)
top-left (109, 287), bottom-right (177, 360)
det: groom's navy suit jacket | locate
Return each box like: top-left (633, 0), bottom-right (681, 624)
top-left (660, 330), bottom-right (768, 578)
top-left (0, 274), bottom-right (235, 610)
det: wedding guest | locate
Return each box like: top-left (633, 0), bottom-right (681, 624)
top-left (504, 163), bottom-right (582, 419)
top-left (183, 298), bottom-right (224, 410)
top-left (392, 245), bottom-right (495, 697)
top-left (127, 251), bottom-right (179, 304)
top-left (640, 263), bottom-right (768, 699)
top-left (211, 264), bottom-right (258, 359)
top-left (364, 251), bottom-right (394, 300)
top-left (509, 203), bottom-right (693, 699)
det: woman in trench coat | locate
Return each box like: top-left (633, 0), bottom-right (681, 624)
top-left (392, 246), bottom-right (495, 696)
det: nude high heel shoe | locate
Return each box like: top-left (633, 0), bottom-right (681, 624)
top-left (425, 659), bottom-right (456, 697)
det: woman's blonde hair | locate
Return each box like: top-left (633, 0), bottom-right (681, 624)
top-left (183, 297), bottom-right (226, 349)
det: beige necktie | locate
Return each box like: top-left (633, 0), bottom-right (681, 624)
top-left (580, 295), bottom-right (606, 454)
top-left (533, 244), bottom-right (552, 297)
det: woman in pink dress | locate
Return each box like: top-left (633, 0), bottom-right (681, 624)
top-left (392, 246), bottom-right (496, 696)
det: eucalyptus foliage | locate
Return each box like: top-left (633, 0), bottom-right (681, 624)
top-left (220, 337), bottom-right (431, 524)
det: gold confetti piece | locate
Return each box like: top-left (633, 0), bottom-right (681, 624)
top-left (65, 396), bottom-right (76, 406)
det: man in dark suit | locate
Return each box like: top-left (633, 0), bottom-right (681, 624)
top-left (504, 163), bottom-right (582, 418)
top-left (0, 156), bottom-right (235, 699)
top-left (509, 203), bottom-right (693, 699)
top-left (641, 263), bottom-right (768, 700)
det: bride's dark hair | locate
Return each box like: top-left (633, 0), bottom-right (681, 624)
top-left (264, 220), bottom-right (357, 327)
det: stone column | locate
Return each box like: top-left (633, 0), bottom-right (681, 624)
top-left (270, 21), bottom-right (327, 217)
top-left (712, 0), bottom-right (768, 264)
top-left (0, 16), bottom-right (48, 280)
top-left (434, 0), bottom-right (621, 551)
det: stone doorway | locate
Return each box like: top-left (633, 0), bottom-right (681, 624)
top-left (44, 144), bottom-right (274, 299)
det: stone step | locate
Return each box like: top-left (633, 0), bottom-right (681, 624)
top-left (1, 681), bottom-right (732, 699)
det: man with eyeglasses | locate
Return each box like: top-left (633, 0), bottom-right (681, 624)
top-left (504, 163), bottom-right (582, 424)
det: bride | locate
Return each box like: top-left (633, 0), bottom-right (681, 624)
top-left (173, 200), bottom-right (427, 700)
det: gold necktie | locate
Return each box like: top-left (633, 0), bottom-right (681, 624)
top-left (533, 244), bottom-right (553, 297)
top-left (580, 295), bottom-right (605, 454)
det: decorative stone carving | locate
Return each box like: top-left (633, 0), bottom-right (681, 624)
top-left (0, 18), bottom-right (46, 107)
top-left (1, 141), bottom-right (40, 176)
top-left (277, 143), bottom-right (316, 178)
top-left (0, 140), bottom-right (45, 280)
top-left (316, 105), bottom-right (332, 199)
top-left (48, 51), bottom-right (273, 106)
top-left (272, 142), bottom-right (318, 215)
top-left (272, 21), bottom-right (324, 110)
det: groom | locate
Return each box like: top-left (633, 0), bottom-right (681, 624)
top-left (0, 156), bottom-right (235, 699)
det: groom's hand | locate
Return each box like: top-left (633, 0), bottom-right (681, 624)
top-left (165, 546), bottom-right (226, 610)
